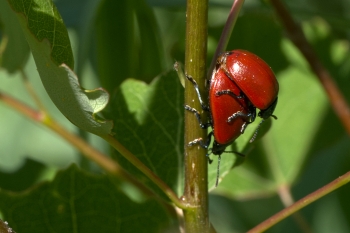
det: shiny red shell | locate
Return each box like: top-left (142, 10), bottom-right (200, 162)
top-left (219, 50), bottom-right (279, 110)
top-left (209, 67), bottom-right (250, 145)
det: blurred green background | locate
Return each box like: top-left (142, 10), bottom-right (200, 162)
top-left (1, 0), bottom-right (350, 232)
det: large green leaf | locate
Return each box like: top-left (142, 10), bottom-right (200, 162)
top-left (95, 0), bottom-right (135, 93)
top-left (134, 0), bottom-right (164, 81)
top-left (95, 0), bottom-right (164, 93)
top-left (7, 0), bottom-right (74, 68)
top-left (0, 165), bottom-right (171, 233)
top-left (0, 159), bottom-right (45, 192)
top-left (7, 0), bottom-right (112, 136)
top-left (110, 71), bottom-right (184, 195)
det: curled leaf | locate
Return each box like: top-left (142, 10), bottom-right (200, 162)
top-left (7, 0), bottom-right (113, 135)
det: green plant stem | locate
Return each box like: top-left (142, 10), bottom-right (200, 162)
top-left (183, 0), bottom-right (211, 232)
top-left (247, 171), bottom-right (350, 233)
top-left (0, 91), bottom-right (178, 209)
top-left (101, 134), bottom-right (187, 209)
top-left (270, 0), bottom-right (350, 135)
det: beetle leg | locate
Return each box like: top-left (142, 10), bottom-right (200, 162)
top-left (184, 105), bottom-right (211, 129)
top-left (227, 104), bottom-right (257, 124)
top-left (185, 74), bottom-right (209, 111)
top-left (188, 137), bottom-right (203, 147)
top-left (188, 131), bottom-right (212, 149)
top-left (241, 122), bottom-right (248, 134)
top-left (215, 90), bottom-right (244, 99)
top-left (227, 111), bottom-right (252, 123)
top-left (187, 132), bottom-right (214, 164)
top-left (207, 148), bottom-right (214, 164)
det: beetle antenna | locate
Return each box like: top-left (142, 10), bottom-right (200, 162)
top-left (222, 151), bottom-right (245, 157)
top-left (214, 151), bottom-right (245, 187)
top-left (215, 155), bottom-right (221, 187)
top-left (250, 115), bottom-right (278, 143)
top-left (250, 119), bottom-right (265, 143)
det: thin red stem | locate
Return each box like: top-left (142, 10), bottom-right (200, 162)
top-left (248, 171), bottom-right (350, 233)
top-left (208, 0), bottom-right (245, 76)
top-left (270, 0), bottom-right (350, 135)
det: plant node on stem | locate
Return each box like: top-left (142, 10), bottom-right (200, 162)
top-left (183, 0), bottom-right (211, 232)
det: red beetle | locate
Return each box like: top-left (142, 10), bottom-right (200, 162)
top-left (219, 50), bottom-right (279, 119)
top-left (209, 67), bottom-right (252, 149)
top-left (185, 49), bottom-right (279, 186)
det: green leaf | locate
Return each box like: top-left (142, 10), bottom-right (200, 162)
top-left (134, 0), bottom-right (164, 81)
top-left (74, 0), bottom-right (101, 77)
top-left (7, 0), bottom-right (113, 136)
top-left (0, 0), bottom-right (29, 73)
top-left (0, 165), bottom-right (171, 233)
top-left (110, 71), bottom-right (184, 195)
top-left (0, 159), bottom-right (45, 192)
top-left (95, 0), bottom-right (135, 93)
top-left (7, 0), bottom-right (74, 68)
top-left (95, 0), bottom-right (164, 93)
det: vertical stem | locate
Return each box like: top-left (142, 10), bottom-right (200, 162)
top-left (183, 0), bottom-right (210, 232)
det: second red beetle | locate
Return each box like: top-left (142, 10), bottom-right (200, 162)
top-left (185, 49), bottom-right (279, 186)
